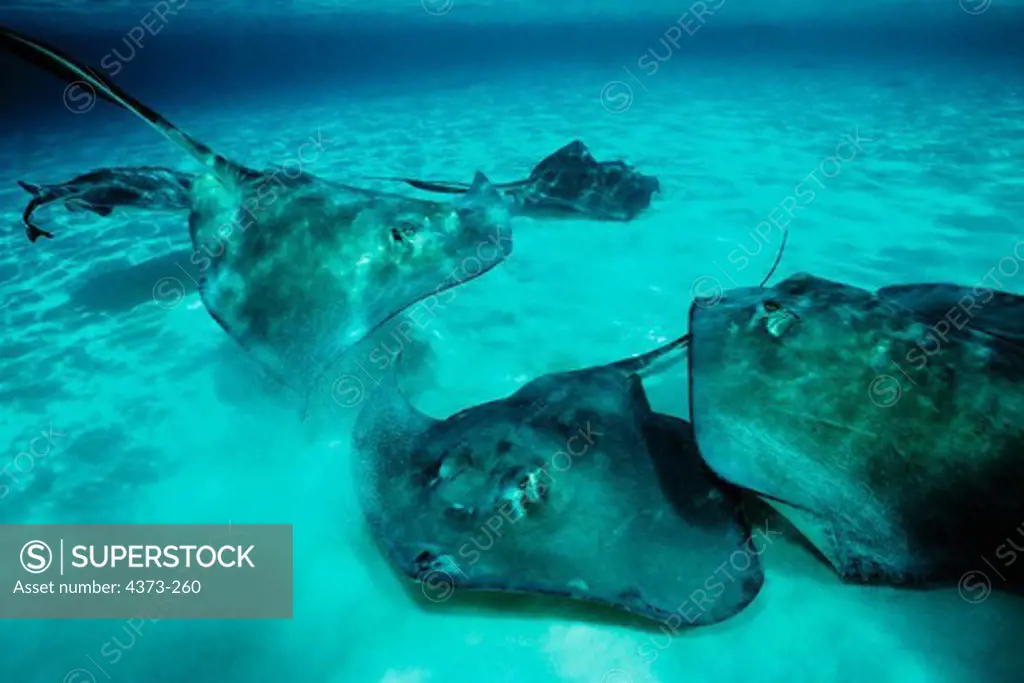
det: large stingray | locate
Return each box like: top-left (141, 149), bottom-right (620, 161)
top-left (2, 26), bottom-right (512, 395)
top-left (688, 272), bottom-right (1024, 587)
top-left (369, 140), bottom-right (661, 221)
top-left (352, 336), bottom-right (765, 625)
top-left (17, 166), bottom-right (193, 242)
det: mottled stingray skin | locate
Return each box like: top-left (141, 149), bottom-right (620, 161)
top-left (189, 169), bottom-right (512, 395)
top-left (689, 272), bottom-right (1024, 587)
top-left (353, 349), bottom-right (763, 625)
top-left (17, 166), bottom-right (193, 242)
top-left (373, 139), bottom-right (661, 221)
top-left (0, 25), bottom-right (513, 397)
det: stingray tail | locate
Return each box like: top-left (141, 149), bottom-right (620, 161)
top-left (365, 177), bottom-right (472, 194)
top-left (21, 195), bottom-right (54, 242)
top-left (611, 334), bottom-right (690, 378)
top-left (614, 215), bottom-right (790, 378)
top-left (0, 25), bottom-right (236, 178)
top-left (362, 176), bottom-right (531, 194)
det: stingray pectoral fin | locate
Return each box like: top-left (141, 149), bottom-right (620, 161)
top-left (89, 205), bottom-right (114, 217)
top-left (762, 498), bottom-right (840, 568)
top-left (764, 497), bottom-right (921, 584)
top-left (16, 180), bottom-right (42, 196)
top-left (352, 358), bottom-right (436, 459)
top-left (363, 176), bottom-right (472, 194)
top-left (351, 356), bottom-right (438, 524)
top-left (635, 413), bottom-right (764, 624)
top-left (460, 172), bottom-right (503, 206)
top-left (538, 140), bottom-right (595, 171)
top-left (450, 172), bottom-right (511, 233)
top-left (0, 25), bottom-right (239, 179)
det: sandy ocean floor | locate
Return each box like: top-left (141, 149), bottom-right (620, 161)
top-left (2, 54), bottom-right (1024, 683)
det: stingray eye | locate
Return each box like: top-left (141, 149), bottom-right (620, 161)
top-left (757, 299), bottom-right (800, 338)
top-left (388, 222), bottom-right (418, 247)
top-left (445, 503), bottom-right (475, 521)
top-left (493, 465), bottom-right (547, 520)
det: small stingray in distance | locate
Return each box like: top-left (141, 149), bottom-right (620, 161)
top-left (352, 336), bottom-right (765, 626)
top-left (688, 272), bottom-right (1024, 590)
top-left (368, 140), bottom-right (661, 221)
top-left (17, 166), bottom-right (193, 242)
top-left (1, 25), bottom-right (513, 400)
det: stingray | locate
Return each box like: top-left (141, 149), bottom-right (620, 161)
top-left (2, 26), bottom-right (512, 396)
top-left (17, 166), bottom-right (194, 242)
top-left (348, 236), bottom-right (791, 624)
top-left (352, 335), bottom-right (765, 625)
top-left (368, 140), bottom-right (661, 221)
top-left (688, 272), bottom-right (1024, 588)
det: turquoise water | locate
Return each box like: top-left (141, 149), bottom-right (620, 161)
top-left (2, 4), bottom-right (1024, 683)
